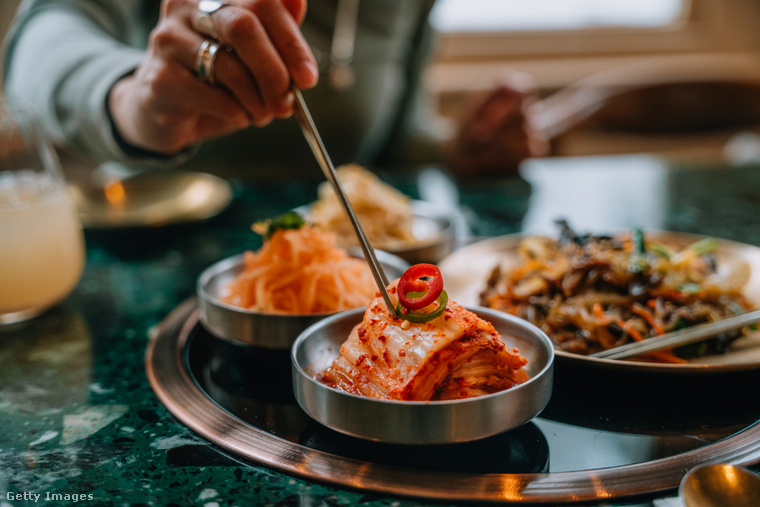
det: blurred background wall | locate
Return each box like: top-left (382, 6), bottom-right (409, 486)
top-left (427, 0), bottom-right (760, 163)
top-left (0, 0), bottom-right (22, 100)
top-left (3, 0), bottom-right (760, 163)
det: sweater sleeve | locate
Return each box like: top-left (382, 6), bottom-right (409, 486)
top-left (2, 0), bottom-right (193, 165)
top-left (373, 0), bottom-right (447, 166)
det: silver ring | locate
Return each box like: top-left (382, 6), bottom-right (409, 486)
top-left (193, 0), bottom-right (232, 41)
top-left (196, 39), bottom-right (220, 84)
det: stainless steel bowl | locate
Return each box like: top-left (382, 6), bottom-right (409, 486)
top-left (296, 200), bottom-right (456, 264)
top-left (197, 249), bottom-right (409, 348)
top-left (292, 306), bottom-right (554, 444)
top-left (395, 200), bottom-right (457, 264)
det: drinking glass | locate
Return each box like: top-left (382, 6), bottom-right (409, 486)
top-left (0, 102), bottom-right (85, 324)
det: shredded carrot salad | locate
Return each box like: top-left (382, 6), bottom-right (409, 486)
top-left (222, 225), bottom-right (377, 314)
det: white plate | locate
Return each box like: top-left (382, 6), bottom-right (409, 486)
top-left (439, 231), bottom-right (760, 370)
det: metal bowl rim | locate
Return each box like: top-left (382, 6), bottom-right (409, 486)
top-left (197, 250), bottom-right (410, 319)
top-left (197, 253), bottom-right (343, 319)
top-left (295, 199), bottom-right (455, 252)
top-left (291, 305), bottom-right (555, 407)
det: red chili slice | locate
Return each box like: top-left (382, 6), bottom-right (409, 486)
top-left (397, 263), bottom-right (444, 310)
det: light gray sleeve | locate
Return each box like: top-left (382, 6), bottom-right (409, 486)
top-left (2, 0), bottom-right (192, 165)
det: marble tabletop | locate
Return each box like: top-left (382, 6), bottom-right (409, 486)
top-left (2, 155), bottom-right (760, 506)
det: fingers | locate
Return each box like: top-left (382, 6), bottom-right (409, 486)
top-left (211, 48), bottom-right (274, 126)
top-left (145, 56), bottom-right (250, 130)
top-left (279, 0), bottom-right (308, 25)
top-left (108, 59), bottom-right (249, 155)
top-left (247, 0), bottom-right (318, 89)
top-left (212, 1), bottom-right (318, 113)
top-left (176, 61), bottom-right (252, 126)
top-left (131, 0), bottom-right (318, 152)
top-left (150, 13), bottom-right (274, 126)
top-left (213, 8), bottom-right (292, 116)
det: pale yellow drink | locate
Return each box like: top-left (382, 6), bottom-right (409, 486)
top-left (0, 174), bottom-right (85, 321)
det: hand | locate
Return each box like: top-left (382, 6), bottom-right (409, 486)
top-left (108, 0), bottom-right (319, 155)
top-left (446, 71), bottom-right (548, 177)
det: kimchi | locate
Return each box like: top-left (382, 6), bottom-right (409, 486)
top-left (319, 279), bottom-right (528, 401)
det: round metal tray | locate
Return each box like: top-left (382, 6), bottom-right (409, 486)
top-left (146, 299), bottom-right (760, 504)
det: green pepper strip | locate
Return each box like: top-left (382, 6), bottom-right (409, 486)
top-left (631, 228), bottom-right (646, 254)
top-left (628, 228), bottom-right (648, 273)
top-left (254, 211), bottom-right (306, 240)
top-left (396, 290), bottom-right (448, 323)
top-left (690, 237), bottom-right (719, 256)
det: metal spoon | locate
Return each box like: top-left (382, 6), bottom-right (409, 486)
top-left (291, 87), bottom-right (395, 314)
top-left (680, 463), bottom-right (760, 507)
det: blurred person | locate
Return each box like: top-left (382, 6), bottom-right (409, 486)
top-left (1, 0), bottom-right (546, 180)
top-left (446, 70), bottom-right (548, 176)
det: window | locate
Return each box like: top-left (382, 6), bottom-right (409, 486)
top-left (429, 0), bottom-right (734, 62)
top-left (424, 0), bottom-right (759, 95)
top-left (430, 0), bottom-right (686, 34)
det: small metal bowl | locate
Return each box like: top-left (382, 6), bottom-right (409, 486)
top-left (396, 200), bottom-right (457, 264)
top-left (297, 200), bottom-right (456, 264)
top-left (292, 306), bottom-right (554, 444)
top-left (197, 249), bottom-right (409, 348)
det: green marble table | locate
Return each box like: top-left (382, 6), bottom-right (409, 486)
top-left (2, 155), bottom-right (760, 506)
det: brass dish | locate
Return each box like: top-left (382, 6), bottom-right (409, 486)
top-left (70, 170), bottom-right (232, 229)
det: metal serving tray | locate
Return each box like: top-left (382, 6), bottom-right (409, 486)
top-left (146, 299), bottom-right (760, 504)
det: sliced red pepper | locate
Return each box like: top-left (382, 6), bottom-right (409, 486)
top-left (397, 263), bottom-right (444, 310)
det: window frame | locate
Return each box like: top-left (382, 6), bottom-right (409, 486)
top-left (425, 0), bottom-right (759, 96)
top-left (430, 0), bottom-right (728, 62)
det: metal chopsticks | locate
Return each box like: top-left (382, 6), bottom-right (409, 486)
top-left (291, 87), bottom-right (395, 313)
top-left (590, 308), bottom-right (760, 360)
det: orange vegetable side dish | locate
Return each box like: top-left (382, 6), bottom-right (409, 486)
top-left (319, 277), bottom-right (529, 401)
top-left (222, 225), bottom-right (376, 314)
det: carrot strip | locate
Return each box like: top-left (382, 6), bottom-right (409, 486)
top-left (630, 303), bottom-right (665, 335)
top-left (613, 319), bottom-right (645, 342)
top-left (593, 303), bottom-right (606, 321)
top-left (221, 226), bottom-right (376, 314)
top-left (641, 351), bottom-right (689, 364)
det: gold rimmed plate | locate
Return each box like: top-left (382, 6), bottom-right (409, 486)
top-left (438, 231), bottom-right (760, 373)
top-left (69, 170), bottom-right (232, 229)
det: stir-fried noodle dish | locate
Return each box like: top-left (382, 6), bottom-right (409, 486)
top-left (480, 221), bottom-right (754, 363)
